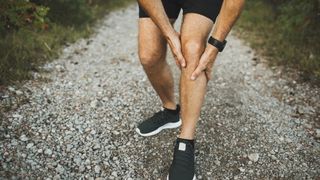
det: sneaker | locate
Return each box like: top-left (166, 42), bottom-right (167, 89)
top-left (135, 105), bottom-right (181, 137)
top-left (167, 138), bottom-right (196, 180)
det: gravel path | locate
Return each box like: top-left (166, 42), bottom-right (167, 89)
top-left (1, 5), bottom-right (320, 180)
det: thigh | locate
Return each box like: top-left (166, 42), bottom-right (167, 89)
top-left (138, 18), bottom-right (176, 61)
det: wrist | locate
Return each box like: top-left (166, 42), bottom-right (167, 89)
top-left (208, 36), bottom-right (227, 52)
top-left (164, 29), bottom-right (177, 40)
top-left (206, 43), bottom-right (219, 54)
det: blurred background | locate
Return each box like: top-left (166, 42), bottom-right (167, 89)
top-left (0, 1), bottom-right (319, 179)
top-left (0, 0), bottom-right (133, 85)
top-left (0, 0), bottom-right (319, 85)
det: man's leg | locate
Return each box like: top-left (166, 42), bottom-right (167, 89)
top-left (138, 18), bottom-right (177, 110)
top-left (179, 13), bottom-right (214, 140)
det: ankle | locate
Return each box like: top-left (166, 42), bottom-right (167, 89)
top-left (163, 102), bottom-right (177, 110)
top-left (178, 134), bottom-right (195, 141)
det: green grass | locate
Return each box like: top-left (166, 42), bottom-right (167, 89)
top-left (0, 0), bottom-right (134, 85)
top-left (235, 1), bottom-right (320, 83)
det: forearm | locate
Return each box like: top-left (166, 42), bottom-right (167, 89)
top-left (138, 0), bottom-right (175, 37)
top-left (211, 0), bottom-right (245, 41)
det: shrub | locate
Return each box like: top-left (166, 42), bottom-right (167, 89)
top-left (0, 1), bottom-right (49, 36)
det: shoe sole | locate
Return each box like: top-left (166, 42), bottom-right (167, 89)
top-left (135, 119), bottom-right (181, 137)
top-left (166, 174), bottom-right (196, 180)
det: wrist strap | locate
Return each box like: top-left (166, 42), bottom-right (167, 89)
top-left (208, 36), bottom-right (227, 52)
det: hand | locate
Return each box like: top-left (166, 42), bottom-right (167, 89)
top-left (191, 45), bottom-right (219, 81)
top-left (165, 31), bottom-right (186, 69)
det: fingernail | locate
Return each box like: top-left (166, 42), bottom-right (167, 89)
top-left (191, 76), bottom-right (195, 80)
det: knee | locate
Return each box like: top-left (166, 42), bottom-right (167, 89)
top-left (139, 51), bottom-right (164, 68)
top-left (182, 40), bottom-right (204, 58)
top-left (182, 40), bottom-right (205, 72)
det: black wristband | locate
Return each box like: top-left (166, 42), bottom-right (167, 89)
top-left (208, 36), bottom-right (227, 52)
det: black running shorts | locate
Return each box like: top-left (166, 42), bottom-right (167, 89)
top-left (138, 0), bottom-right (223, 22)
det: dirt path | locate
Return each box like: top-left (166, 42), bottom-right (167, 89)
top-left (1, 5), bottom-right (319, 180)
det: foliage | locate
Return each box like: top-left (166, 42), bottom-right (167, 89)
top-left (0, 0), bottom-right (49, 36)
top-left (0, 0), bottom-right (134, 85)
top-left (236, 0), bottom-right (320, 81)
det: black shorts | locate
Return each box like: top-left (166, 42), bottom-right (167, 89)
top-left (138, 0), bottom-right (223, 22)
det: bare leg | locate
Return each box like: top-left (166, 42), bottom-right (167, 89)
top-left (138, 18), bottom-right (177, 110)
top-left (179, 13), bottom-right (214, 139)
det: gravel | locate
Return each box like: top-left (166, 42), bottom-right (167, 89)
top-left (1, 4), bottom-right (320, 179)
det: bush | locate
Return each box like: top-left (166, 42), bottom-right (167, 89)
top-left (0, 0), bottom-right (134, 85)
top-left (0, 1), bottom-right (49, 36)
top-left (236, 0), bottom-right (320, 81)
top-left (30, 0), bottom-right (93, 27)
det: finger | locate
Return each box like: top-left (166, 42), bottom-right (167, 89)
top-left (205, 68), bottom-right (212, 82)
top-left (191, 64), bottom-right (206, 80)
top-left (173, 51), bottom-right (183, 69)
top-left (175, 60), bottom-right (182, 70)
top-left (177, 52), bottom-right (186, 68)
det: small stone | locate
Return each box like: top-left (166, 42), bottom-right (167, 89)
top-left (214, 160), bottom-right (221, 166)
top-left (12, 114), bottom-right (23, 119)
top-left (55, 164), bottom-right (65, 174)
top-left (90, 100), bottom-right (102, 108)
top-left (44, 149), bottom-right (53, 155)
top-left (271, 155), bottom-right (277, 160)
top-left (8, 86), bottom-right (15, 92)
top-left (55, 65), bottom-right (65, 72)
top-left (279, 137), bottom-right (284, 141)
top-left (15, 90), bottom-right (23, 95)
top-left (66, 144), bottom-right (73, 152)
top-left (19, 134), bottom-right (28, 142)
top-left (112, 131), bottom-right (120, 135)
top-left (111, 171), bottom-right (118, 177)
top-left (74, 156), bottom-right (82, 165)
top-left (94, 165), bottom-right (101, 174)
top-left (26, 143), bottom-right (34, 149)
top-left (93, 143), bottom-right (101, 150)
top-left (238, 167), bottom-right (245, 172)
top-left (79, 165), bottom-right (85, 172)
top-left (248, 153), bottom-right (259, 162)
top-left (286, 138), bottom-right (293, 143)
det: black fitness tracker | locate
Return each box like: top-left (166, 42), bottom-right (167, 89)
top-left (208, 36), bottom-right (227, 52)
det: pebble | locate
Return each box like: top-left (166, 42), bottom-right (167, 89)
top-left (248, 153), bottom-right (259, 162)
top-left (15, 90), bottom-right (23, 95)
top-left (55, 164), bottom-right (65, 174)
top-left (44, 149), bottom-right (53, 155)
top-left (239, 167), bottom-right (245, 172)
top-left (26, 143), bottom-right (34, 149)
top-left (94, 165), bottom-right (101, 174)
top-left (19, 134), bottom-right (29, 142)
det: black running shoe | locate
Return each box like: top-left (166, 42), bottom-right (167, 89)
top-left (135, 105), bottom-right (181, 136)
top-left (167, 138), bottom-right (196, 180)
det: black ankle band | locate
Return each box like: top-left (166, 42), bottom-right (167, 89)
top-left (177, 137), bottom-right (195, 148)
top-left (164, 104), bottom-right (180, 114)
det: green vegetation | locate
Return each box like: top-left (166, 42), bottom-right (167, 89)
top-left (236, 0), bottom-right (320, 82)
top-left (0, 0), bottom-right (134, 85)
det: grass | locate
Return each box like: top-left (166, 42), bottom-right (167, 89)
top-left (234, 1), bottom-right (320, 84)
top-left (0, 0), bottom-right (134, 85)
